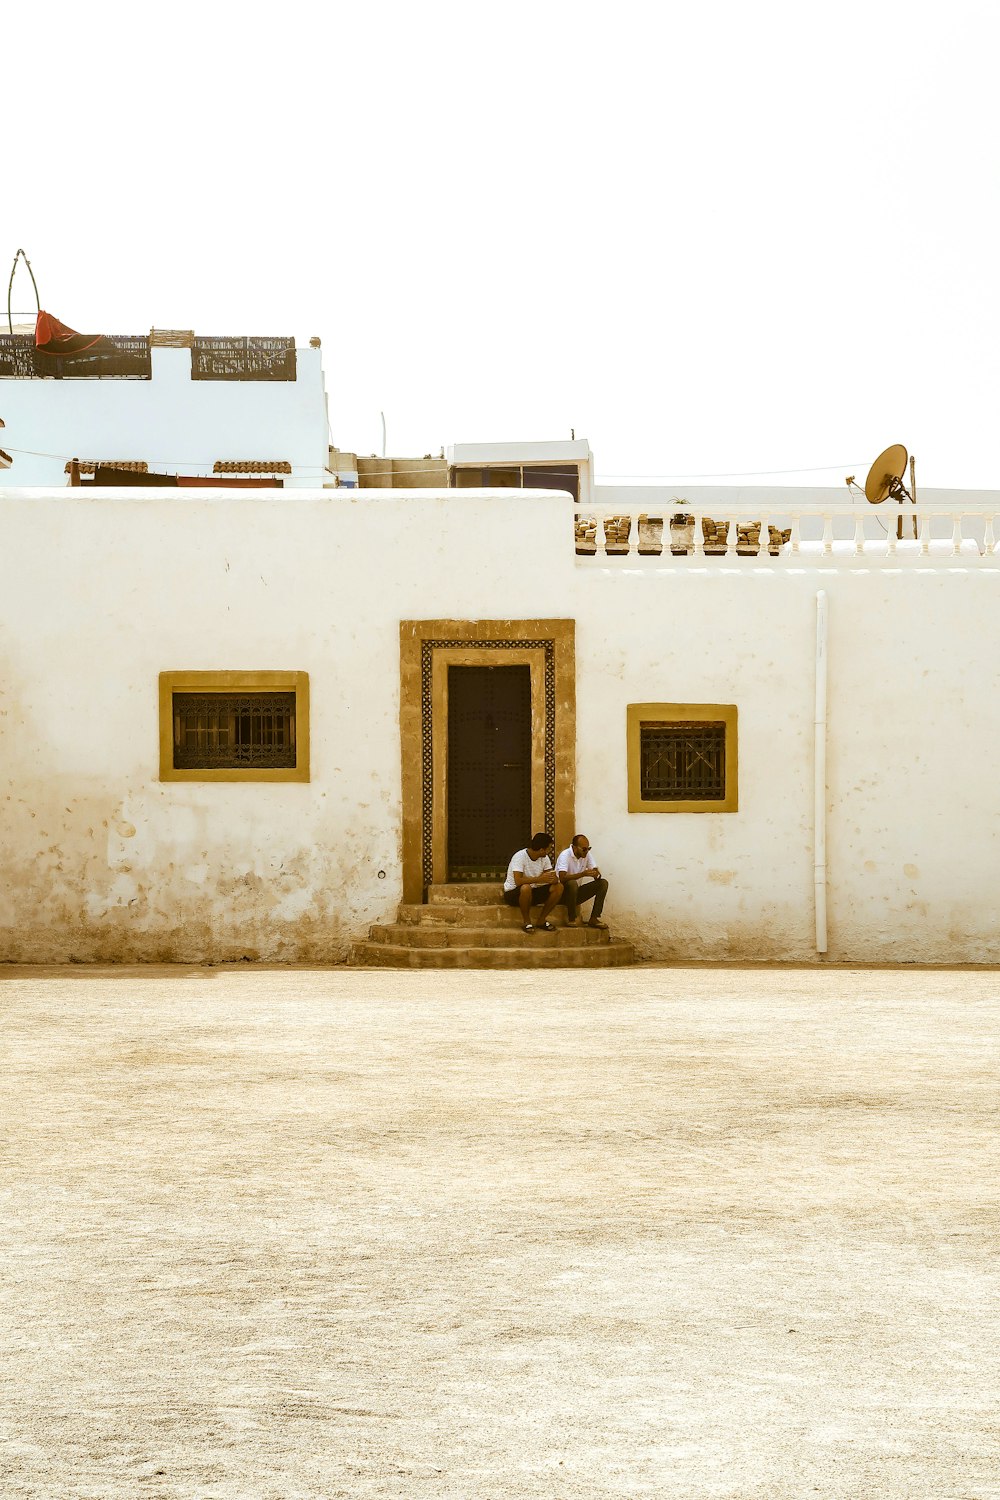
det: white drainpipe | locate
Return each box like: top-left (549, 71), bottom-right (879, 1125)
top-left (815, 590), bottom-right (828, 954)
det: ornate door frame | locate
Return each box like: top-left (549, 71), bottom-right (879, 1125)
top-left (400, 620), bottom-right (576, 903)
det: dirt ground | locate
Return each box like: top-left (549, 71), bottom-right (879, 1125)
top-left (1, 965), bottom-right (998, 1500)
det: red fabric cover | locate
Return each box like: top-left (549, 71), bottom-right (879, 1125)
top-left (35, 310), bottom-right (111, 356)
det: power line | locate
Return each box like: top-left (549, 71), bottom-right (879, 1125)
top-left (1, 443), bottom-right (866, 484)
top-left (595, 463), bottom-right (864, 480)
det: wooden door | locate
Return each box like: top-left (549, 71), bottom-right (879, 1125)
top-left (447, 665), bottom-right (531, 880)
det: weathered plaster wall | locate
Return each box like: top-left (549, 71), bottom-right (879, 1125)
top-left (574, 567), bottom-right (1000, 962)
top-left (0, 485), bottom-right (998, 963)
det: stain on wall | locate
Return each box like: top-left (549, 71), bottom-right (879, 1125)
top-left (2, 491), bottom-right (1000, 963)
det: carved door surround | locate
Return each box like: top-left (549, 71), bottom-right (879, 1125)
top-left (399, 620), bottom-right (576, 903)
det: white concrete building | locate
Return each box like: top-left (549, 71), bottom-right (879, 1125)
top-left (0, 480), bottom-right (998, 965)
top-left (327, 438), bottom-right (592, 500)
top-left (0, 329), bottom-right (330, 487)
top-left (447, 439), bottom-right (594, 506)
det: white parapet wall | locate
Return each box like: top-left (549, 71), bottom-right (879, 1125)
top-left (1, 483), bottom-right (999, 964)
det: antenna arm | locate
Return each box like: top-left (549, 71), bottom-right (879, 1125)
top-left (7, 249), bottom-right (40, 336)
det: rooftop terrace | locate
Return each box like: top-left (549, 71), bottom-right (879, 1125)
top-left (0, 333), bottom-right (299, 381)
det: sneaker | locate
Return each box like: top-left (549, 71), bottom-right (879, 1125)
top-left (587, 918), bottom-right (608, 930)
top-left (540, 921), bottom-right (556, 932)
top-left (523, 923), bottom-right (535, 933)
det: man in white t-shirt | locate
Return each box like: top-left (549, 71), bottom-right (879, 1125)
top-left (503, 832), bottom-right (564, 933)
top-left (555, 834), bottom-right (609, 928)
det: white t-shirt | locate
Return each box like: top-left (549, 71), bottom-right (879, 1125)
top-left (556, 845), bottom-right (596, 879)
top-left (504, 849), bottom-right (553, 892)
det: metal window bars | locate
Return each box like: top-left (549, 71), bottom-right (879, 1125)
top-left (172, 693), bottom-right (297, 769)
top-left (640, 721), bottom-right (726, 801)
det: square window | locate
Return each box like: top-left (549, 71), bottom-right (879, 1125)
top-left (627, 703), bottom-right (737, 812)
top-left (159, 672), bottom-right (309, 782)
top-left (640, 721), bottom-right (726, 800)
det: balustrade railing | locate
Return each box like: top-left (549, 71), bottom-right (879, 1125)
top-left (574, 506), bottom-right (1000, 563)
top-left (0, 334), bottom-right (151, 379)
top-left (191, 336), bottom-right (296, 381)
top-left (0, 334), bottom-right (297, 381)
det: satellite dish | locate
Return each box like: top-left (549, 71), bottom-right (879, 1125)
top-left (864, 443), bottom-right (911, 505)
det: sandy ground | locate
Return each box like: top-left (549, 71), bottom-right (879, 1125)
top-left (1, 965), bottom-right (998, 1500)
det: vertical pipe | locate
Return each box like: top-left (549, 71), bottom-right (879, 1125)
top-left (815, 591), bottom-right (828, 954)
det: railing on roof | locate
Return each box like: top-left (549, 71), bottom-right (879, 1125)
top-left (0, 334), bottom-right (151, 379)
top-left (574, 505), bottom-right (1000, 564)
top-left (191, 336), bottom-right (296, 382)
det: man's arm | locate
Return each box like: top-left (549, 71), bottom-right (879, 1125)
top-left (514, 866), bottom-right (558, 887)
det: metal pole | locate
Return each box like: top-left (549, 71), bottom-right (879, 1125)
top-left (814, 591), bottom-right (828, 954)
top-left (7, 249), bottom-right (40, 335)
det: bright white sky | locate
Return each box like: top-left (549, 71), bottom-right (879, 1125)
top-left (5, 0), bottom-right (998, 487)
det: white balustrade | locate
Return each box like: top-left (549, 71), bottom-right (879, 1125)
top-left (853, 514), bottom-right (864, 556)
top-left (885, 515), bottom-right (897, 555)
top-left (574, 505), bottom-right (1000, 566)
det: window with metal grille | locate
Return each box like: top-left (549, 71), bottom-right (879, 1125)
top-left (172, 693), bottom-right (296, 769)
top-left (640, 721), bottom-right (726, 801)
top-left (627, 703), bottom-right (737, 812)
top-left (159, 672), bottom-right (309, 782)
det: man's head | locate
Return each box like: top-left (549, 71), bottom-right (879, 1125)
top-left (571, 834), bottom-right (591, 857)
top-left (527, 832), bottom-right (553, 853)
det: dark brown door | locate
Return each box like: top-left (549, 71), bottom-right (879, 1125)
top-left (447, 665), bottom-right (531, 881)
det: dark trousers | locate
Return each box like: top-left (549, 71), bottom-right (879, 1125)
top-left (503, 885), bottom-right (557, 908)
top-left (561, 877), bottom-right (608, 921)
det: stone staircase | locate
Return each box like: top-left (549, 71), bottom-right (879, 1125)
top-left (350, 883), bottom-right (637, 969)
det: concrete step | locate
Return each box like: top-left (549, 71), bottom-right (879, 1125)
top-left (368, 923), bottom-right (608, 948)
top-left (397, 903), bottom-right (580, 928)
top-left (349, 941), bottom-right (637, 969)
top-left (428, 883), bottom-right (505, 905)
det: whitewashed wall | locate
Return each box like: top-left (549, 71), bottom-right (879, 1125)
top-left (0, 485), bottom-right (998, 964)
top-left (0, 347), bottom-right (329, 487)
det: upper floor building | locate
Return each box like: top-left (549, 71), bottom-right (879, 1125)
top-left (329, 437), bottom-right (594, 504)
top-left (0, 326), bottom-right (330, 488)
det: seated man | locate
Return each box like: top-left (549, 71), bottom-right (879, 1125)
top-left (503, 833), bottom-right (564, 933)
top-left (555, 834), bottom-right (609, 928)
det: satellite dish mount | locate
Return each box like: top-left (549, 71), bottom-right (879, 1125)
top-left (849, 443), bottom-right (917, 540)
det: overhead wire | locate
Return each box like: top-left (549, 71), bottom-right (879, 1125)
top-left (1, 442), bottom-right (869, 484)
top-left (594, 463), bottom-right (865, 480)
